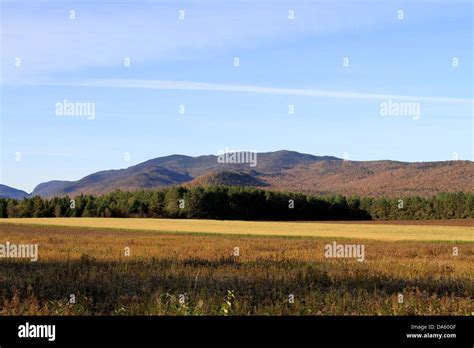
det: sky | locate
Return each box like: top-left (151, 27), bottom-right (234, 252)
top-left (0, 0), bottom-right (473, 193)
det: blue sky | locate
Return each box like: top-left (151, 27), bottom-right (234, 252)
top-left (1, 0), bottom-right (473, 192)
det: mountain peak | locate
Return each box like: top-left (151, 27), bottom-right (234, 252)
top-left (0, 184), bottom-right (30, 199)
top-left (13, 150), bottom-right (471, 198)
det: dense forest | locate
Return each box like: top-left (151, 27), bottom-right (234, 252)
top-left (0, 186), bottom-right (472, 220)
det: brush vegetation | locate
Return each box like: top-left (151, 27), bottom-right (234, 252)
top-left (0, 223), bottom-right (472, 315)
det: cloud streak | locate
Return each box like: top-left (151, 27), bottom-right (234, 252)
top-left (1, 1), bottom-right (370, 81)
top-left (34, 79), bottom-right (474, 103)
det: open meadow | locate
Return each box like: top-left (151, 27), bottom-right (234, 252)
top-left (0, 219), bottom-right (472, 315)
top-left (1, 217), bottom-right (473, 241)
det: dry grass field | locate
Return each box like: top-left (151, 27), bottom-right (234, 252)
top-left (0, 219), bottom-right (472, 315)
top-left (1, 218), bottom-right (473, 241)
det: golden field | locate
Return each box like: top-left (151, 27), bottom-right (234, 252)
top-left (1, 217), bottom-right (473, 241)
top-left (0, 219), bottom-right (472, 315)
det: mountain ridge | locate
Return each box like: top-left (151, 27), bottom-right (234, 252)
top-left (2, 151), bottom-right (473, 198)
top-left (0, 184), bottom-right (30, 199)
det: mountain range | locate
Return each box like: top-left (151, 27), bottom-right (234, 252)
top-left (0, 184), bottom-right (30, 200)
top-left (1, 150), bottom-right (473, 198)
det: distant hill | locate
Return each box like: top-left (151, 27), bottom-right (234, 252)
top-left (263, 159), bottom-right (474, 197)
top-left (30, 150), bottom-right (333, 196)
top-left (189, 171), bottom-right (269, 187)
top-left (32, 167), bottom-right (193, 197)
top-left (25, 150), bottom-right (474, 198)
top-left (0, 184), bottom-right (29, 199)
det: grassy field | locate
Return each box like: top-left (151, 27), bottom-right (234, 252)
top-left (0, 219), bottom-right (472, 315)
top-left (1, 217), bottom-right (473, 241)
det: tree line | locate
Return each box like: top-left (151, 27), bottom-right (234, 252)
top-left (0, 186), bottom-right (472, 220)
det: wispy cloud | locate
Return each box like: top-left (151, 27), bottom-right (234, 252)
top-left (1, 1), bottom-right (375, 82)
top-left (31, 79), bottom-right (474, 103)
